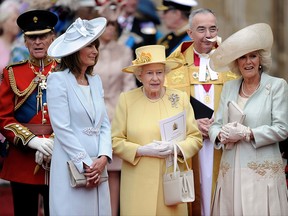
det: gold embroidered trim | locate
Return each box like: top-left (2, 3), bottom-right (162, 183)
top-left (8, 67), bottom-right (38, 111)
top-left (8, 67), bottom-right (37, 97)
top-left (247, 160), bottom-right (284, 177)
top-left (220, 161), bottom-right (231, 177)
top-left (4, 123), bottom-right (35, 146)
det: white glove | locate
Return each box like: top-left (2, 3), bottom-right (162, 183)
top-left (221, 122), bottom-right (251, 143)
top-left (137, 142), bottom-right (172, 158)
top-left (35, 151), bottom-right (51, 165)
top-left (153, 140), bottom-right (180, 154)
top-left (28, 137), bottom-right (53, 156)
top-left (35, 150), bottom-right (44, 165)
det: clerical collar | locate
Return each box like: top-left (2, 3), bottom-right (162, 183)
top-left (193, 48), bottom-right (213, 57)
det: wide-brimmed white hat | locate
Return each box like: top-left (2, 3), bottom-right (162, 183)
top-left (122, 45), bottom-right (182, 74)
top-left (209, 23), bottom-right (273, 71)
top-left (48, 17), bottom-right (107, 58)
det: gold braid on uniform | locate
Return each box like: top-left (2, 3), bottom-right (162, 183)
top-left (8, 67), bottom-right (38, 111)
top-left (4, 123), bottom-right (35, 146)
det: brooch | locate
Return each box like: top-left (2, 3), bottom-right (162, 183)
top-left (265, 83), bottom-right (271, 95)
top-left (168, 93), bottom-right (180, 108)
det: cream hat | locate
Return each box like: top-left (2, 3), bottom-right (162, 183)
top-left (209, 23), bottom-right (273, 71)
top-left (122, 45), bottom-right (182, 74)
top-left (48, 17), bottom-right (107, 58)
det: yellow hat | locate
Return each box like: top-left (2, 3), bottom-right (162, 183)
top-left (122, 45), bottom-right (182, 74)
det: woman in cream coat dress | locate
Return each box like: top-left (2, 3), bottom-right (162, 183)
top-left (47, 17), bottom-right (112, 215)
top-left (112, 45), bottom-right (203, 216)
top-left (209, 23), bottom-right (288, 215)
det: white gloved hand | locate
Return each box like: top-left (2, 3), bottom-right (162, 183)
top-left (35, 151), bottom-right (52, 165)
top-left (28, 137), bottom-right (53, 156)
top-left (153, 140), bottom-right (180, 154)
top-left (35, 150), bottom-right (44, 165)
top-left (221, 122), bottom-right (251, 143)
top-left (137, 142), bottom-right (172, 158)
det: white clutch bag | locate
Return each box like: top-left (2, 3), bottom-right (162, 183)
top-left (227, 101), bottom-right (245, 124)
top-left (67, 157), bottom-right (108, 188)
top-left (163, 144), bottom-right (195, 206)
top-left (226, 101), bottom-right (246, 149)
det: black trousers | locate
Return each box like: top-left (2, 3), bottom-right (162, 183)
top-left (10, 181), bottom-right (49, 216)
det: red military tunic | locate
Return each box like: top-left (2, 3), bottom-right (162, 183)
top-left (0, 56), bottom-right (57, 185)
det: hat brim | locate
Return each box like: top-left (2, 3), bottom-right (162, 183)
top-left (122, 60), bottom-right (182, 73)
top-left (209, 23), bottom-right (273, 72)
top-left (48, 17), bottom-right (106, 58)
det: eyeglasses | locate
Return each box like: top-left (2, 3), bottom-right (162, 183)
top-left (194, 26), bottom-right (218, 34)
top-left (26, 33), bottom-right (51, 41)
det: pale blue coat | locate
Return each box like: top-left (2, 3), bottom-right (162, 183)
top-left (209, 72), bottom-right (288, 215)
top-left (47, 69), bottom-right (112, 216)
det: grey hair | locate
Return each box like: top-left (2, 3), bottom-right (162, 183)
top-left (188, 8), bottom-right (217, 28)
top-left (229, 49), bottom-right (272, 75)
top-left (134, 64), bottom-right (171, 81)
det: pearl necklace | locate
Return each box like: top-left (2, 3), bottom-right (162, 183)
top-left (241, 81), bottom-right (260, 98)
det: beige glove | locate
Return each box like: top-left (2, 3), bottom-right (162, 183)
top-left (137, 142), bottom-right (172, 158)
top-left (221, 122), bottom-right (251, 143)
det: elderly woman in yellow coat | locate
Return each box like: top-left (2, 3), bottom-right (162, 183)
top-left (112, 45), bottom-right (203, 216)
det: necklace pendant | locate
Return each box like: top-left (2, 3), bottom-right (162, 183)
top-left (204, 94), bottom-right (211, 104)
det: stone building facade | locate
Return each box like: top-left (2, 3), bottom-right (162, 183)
top-left (154, 0), bottom-right (288, 80)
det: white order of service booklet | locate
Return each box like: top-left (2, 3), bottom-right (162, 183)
top-left (159, 110), bottom-right (186, 167)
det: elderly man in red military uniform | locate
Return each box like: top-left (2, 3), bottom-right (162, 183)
top-left (0, 10), bottom-right (58, 216)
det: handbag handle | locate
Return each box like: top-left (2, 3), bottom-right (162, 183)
top-left (171, 143), bottom-right (191, 173)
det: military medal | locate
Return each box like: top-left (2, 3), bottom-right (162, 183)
top-left (29, 59), bottom-right (55, 112)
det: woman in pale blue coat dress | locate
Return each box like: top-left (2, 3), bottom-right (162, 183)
top-left (209, 23), bottom-right (288, 215)
top-left (47, 17), bottom-right (112, 215)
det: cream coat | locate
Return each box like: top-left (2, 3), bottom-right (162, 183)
top-left (112, 87), bottom-right (202, 216)
top-left (209, 73), bottom-right (288, 215)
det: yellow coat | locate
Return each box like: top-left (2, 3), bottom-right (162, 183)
top-left (166, 41), bottom-right (237, 215)
top-left (112, 87), bottom-right (202, 216)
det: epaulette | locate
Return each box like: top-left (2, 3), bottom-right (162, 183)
top-left (5, 60), bottom-right (28, 69)
top-left (54, 58), bottom-right (61, 63)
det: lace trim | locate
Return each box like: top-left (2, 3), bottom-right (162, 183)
top-left (72, 152), bottom-right (86, 163)
top-left (82, 127), bottom-right (100, 136)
